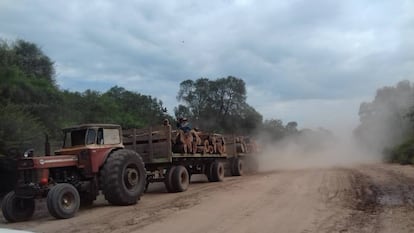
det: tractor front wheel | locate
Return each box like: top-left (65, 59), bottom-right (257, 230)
top-left (47, 183), bottom-right (80, 219)
top-left (1, 191), bottom-right (35, 222)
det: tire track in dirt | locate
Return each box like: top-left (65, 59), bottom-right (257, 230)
top-left (311, 168), bottom-right (382, 233)
top-left (117, 171), bottom-right (297, 233)
top-left (367, 166), bottom-right (414, 207)
top-left (136, 169), bottom-right (335, 233)
top-left (342, 169), bottom-right (382, 233)
top-left (324, 165), bottom-right (414, 233)
top-left (358, 165), bottom-right (414, 233)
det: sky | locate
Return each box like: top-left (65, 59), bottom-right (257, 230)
top-left (0, 0), bottom-right (413, 133)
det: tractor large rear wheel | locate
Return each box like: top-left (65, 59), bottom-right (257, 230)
top-left (1, 191), bottom-right (35, 222)
top-left (101, 149), bottom-right (146, 205)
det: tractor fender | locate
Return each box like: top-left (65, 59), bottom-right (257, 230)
top-left (91, 147), bottom-right (123, 173)
top-left (99, 147), bottom-right (123, 170)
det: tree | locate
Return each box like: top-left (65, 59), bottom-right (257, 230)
top-left (261, 119), bottom-right (286, 140)
top-left (58, 86), bottom-right (169, 129)
top-left (176, 76), bottom-right (262, 134)
top-left (174, 105), bottom-right (191, 120)
top-left (0, 39), bottom-right (61, 148)
top-left (13, 40), bottom-right (55, 83)
top-left (354, 80), bottom-right (414, 153)
top-left (0, 104), bottom-right (46, 156)
top-left (103, 86), bottom-right (167, 128)
top-left (285, 121), bottom-right (298, 134)
top-left (177, 78), bottom-right (211, 118)
top-left (210, 76), bottom-right (246, 117)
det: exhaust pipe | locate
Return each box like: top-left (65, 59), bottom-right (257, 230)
top-left (45, 133), bottom-right (50, 156)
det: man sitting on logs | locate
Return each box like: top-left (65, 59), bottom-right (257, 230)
top-left (175, 118), bottom-right (204, 154)
top-left (176, 117), bottom-right (194, 154)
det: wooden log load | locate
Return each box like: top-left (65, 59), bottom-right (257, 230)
top-left (172, 130), bottom-right (226, 155)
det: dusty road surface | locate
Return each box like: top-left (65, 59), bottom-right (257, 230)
top-left (2, 163), bottom-right (414, 233)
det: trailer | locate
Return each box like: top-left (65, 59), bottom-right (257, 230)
top-left (122, 125), bottom-right (260, 192)
top-left (122, 125), bottom-right (228, 193)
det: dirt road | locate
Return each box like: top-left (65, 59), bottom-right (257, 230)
top-left (2, 163), bottom-right (414, 233)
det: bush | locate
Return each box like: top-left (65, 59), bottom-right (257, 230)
top-left (0, 103), bottom-right (46, 156)
top-left (385, 139), bottom-right (414, 164)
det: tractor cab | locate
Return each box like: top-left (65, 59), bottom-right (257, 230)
top-left (53, 124), bottom-right (124, 174)
top-left (59, 124), bottom-right (123, 151)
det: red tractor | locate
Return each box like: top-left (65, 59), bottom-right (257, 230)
top-left (1, 124), bottom-right (146, 222)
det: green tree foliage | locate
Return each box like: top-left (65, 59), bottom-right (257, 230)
top-left (0, 104), bottom-right (46, 156)
top-left (58, 87), bottom-right (168, 129)
top-left (259, 119), bottom-right (300, 141)
top-left (0, 39), bottom-right (62, 154)
top-left (384, 139), bottom-right (414, 165)
top-left (285, 121), bottom-right (299, 135)
top-left (261, 119), bottom-right (286, 141)
top-left (175, 76), bottom-right (262, 134)
top-left (354, 80), bottom-right (414, 159)
top-left (13, 40), bottom-right (55, 82)
top-left (0, 39), bottom-right (168, 156)
top-left (105, 86), bottom-right (167, 126)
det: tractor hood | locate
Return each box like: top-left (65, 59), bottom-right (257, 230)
top-left (18, 155), bottom-right (78, 170)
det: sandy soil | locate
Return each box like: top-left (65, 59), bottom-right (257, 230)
top-left (2, 163), bottom-right (414, 233)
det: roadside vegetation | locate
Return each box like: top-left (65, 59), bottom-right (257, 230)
top-left (354, 80), bottom-right (414, 164)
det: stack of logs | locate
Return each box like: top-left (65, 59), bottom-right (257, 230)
top-left (197, 133), bottom-right (226, 154)
top-left (172, 130), bottom-right (226, 154)
top-left (235, 136), bottom-right (258, 154)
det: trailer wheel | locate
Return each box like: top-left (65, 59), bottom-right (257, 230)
top-left (1, 191), bottom-right (35, 222)
top-left (101, 149), bottom-right (146, 205)
top-left (211, 160), bottom-right (225, 182)
top-left (172, 166), bottom-right (189, 192)
top-left (47, 183), bottom-right (80, 219)
top-left (164, 166), bottom-right (177, 193)
top-left (231, 158), bottom-right (243, 176)
top-left (205, 162), bottom-right (214, 181)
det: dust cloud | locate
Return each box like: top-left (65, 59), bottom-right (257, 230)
top-left (255, 81), bottom-right (414, 171)
top-left (255, 128), bottom-right (381, 171)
